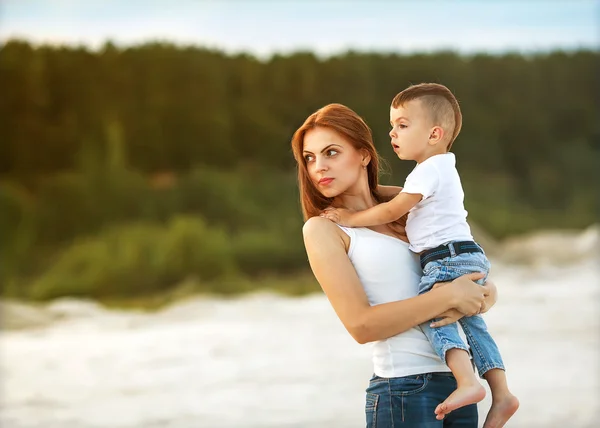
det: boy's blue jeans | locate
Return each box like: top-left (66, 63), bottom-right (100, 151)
top-left (418, 244), bottom-right (505, 377)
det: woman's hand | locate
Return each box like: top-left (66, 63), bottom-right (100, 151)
top-left (430, 277), bottom-right (498, 328)
top-left (447, 272), bottom-right (487, 316)
top-left (479, 279), bottom-right (497, 314)
top-left (428, 281), bottom-right (465, 327)
top-left (430, 276), bottom-right (498, 327)
top-left (429, 308), bottom-right (463, 328)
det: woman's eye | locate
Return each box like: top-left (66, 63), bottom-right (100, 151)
top-left (326, 149), bottom-right (338, 156)
top-left (304, 155), bottom-right (314, 162)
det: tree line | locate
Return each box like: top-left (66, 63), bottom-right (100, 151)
top-left (1, 40), bottom-right (598, 300)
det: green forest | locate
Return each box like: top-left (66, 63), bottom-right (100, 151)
top-left (1, 40), bottom-right (598, 303)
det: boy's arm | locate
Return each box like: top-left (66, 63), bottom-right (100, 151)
top-left (377, 184), bottom-right (403, 199)
top-left (322, 192), bottom-right (422, 227)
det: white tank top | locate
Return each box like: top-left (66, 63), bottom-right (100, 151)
top-left (338, 225), bottom-right (460, 378)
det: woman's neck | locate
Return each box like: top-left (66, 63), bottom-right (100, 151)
top-left (331, 176), bottom-right (408, 242)
top-left (332, 178), bottom-right (376, 211)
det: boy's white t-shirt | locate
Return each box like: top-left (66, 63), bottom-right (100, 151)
top-left (400, 153), bottom-right (473, 253)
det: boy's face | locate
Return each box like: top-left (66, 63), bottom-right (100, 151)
top-left (389, 100), bottom-right (434, 163)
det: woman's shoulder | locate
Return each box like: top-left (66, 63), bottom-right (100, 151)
top-left (302, 216), bottom-right (351, 258)
top-left (302, 216), bottom-right (351, 250)
top-left (302, 216), bottom-right (342, 237)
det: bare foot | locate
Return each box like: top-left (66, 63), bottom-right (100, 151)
top-left (483, 394), bottom-right (520, 428)
top-left (435, 384), bottom-right (486, 420)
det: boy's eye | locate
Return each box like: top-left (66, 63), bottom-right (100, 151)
top-left (399, 124), bottom-right (407, 129)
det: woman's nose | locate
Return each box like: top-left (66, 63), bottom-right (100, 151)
top-left (315, 156), bottom-right (328, 172)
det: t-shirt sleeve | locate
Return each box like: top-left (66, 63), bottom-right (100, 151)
top-left (401, 159), bottom-right (440, 200)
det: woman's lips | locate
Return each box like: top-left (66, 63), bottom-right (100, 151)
top-left (318, 178), bottom-right (334, 186)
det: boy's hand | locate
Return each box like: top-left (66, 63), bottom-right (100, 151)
top-left (320, 207), bottom-right (355, 226)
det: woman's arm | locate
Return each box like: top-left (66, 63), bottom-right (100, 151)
top-left (302, 216), bottom-right (487, 344)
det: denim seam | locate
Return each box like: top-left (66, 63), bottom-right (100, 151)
top-left (460, 318), bottom-right (489, 372)
top-left (374, 393), bottom-right (378, 428)
top-left (366, 392), bottom-right (378, 427)
top-left (459, 318), bottom-right (505, 377)
top-left (439, 342), bottom-right (469, 364)
top-left (365, 392), bottom-right (379, 412)
top-left (374, 396), bottom-right (377, 428)
top-left (477, 363), bottom-right (505, 378)
top-left (444, 264), bottom-right (489, 271)
top-left (401, 394), bottom-right (404, 423)
top-left (388, 380), bottom-right (394, 428)
top-left (399, 375), bottom-right (430, 422)
top-left (429, 327), bottom-right (469, 364)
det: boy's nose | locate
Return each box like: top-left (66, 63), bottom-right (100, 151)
top-left (389, 129), bottom-right (396, 138)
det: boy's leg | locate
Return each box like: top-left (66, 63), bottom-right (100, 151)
top-left (417, 262), bottom-right (470, 364)
top-left (435, 348), bottom-right (486, 420)
top-left (458, 315), bottom-right (504, 377)
top-left (418, 258), bottom-right (478, 367)
top-left (459, 316), bottom-right (519, 427)
top-left (417, 263), bottom-right (486, 419)
top-left (481, 370), bottom-right (520, 428)
top-left (422, 247), bottom-right (519, 424)
top-left (433, 250), bottom-right (504, 378)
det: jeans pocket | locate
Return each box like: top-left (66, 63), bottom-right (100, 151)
top-left (365, 392), bottom-right (379, 427)
top-left (423, 261), bottom-right (440, 277)
top-left (390, 374), bottom-right (428, 396)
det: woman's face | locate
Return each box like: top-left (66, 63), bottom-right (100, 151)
top-left (302, 127), bottom-right (366, 198)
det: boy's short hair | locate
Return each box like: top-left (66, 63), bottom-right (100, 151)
top-left (391, 83), bottom-right (462, 150)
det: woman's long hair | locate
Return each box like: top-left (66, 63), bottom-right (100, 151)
top-left (291, 103), bottom-right (398, 223)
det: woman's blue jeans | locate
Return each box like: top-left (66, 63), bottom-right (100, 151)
top-left (365, 372), bottom-right (478, 427)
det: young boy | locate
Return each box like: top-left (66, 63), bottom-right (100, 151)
top-left (322, 83), bottom-right (519, 426)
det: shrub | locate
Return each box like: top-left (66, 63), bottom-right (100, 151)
top-left (29, 216), bottom-right (236, 300)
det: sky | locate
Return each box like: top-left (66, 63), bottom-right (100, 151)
top-left (0, 0), bottom-right (598, 57)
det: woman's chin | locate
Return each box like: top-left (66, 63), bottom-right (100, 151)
top-left (320, 188), bottom-right (341, 198)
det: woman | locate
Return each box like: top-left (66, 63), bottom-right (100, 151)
top-left (291, 103), bottom-right (498, 427)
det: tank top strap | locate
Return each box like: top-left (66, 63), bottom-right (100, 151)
top-left (335, 225), bottom-right (357, 257)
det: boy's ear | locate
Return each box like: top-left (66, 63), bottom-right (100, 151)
top-left (428, 126), bottom-right (445, 145)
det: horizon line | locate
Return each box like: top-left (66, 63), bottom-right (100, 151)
top-left (2, 36), bottom-right (597, 60)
